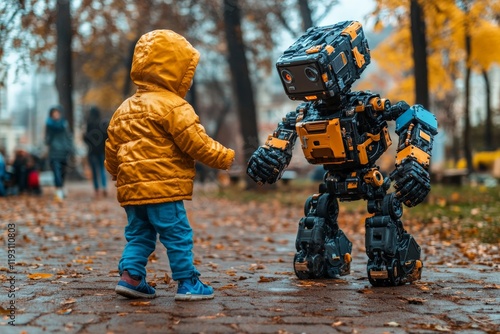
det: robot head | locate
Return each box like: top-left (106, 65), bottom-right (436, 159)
top-left (276, 21), bottom-right (371, 102)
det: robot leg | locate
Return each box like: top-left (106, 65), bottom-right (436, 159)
top-left (294, 216), bottom-right (327, 279)
top-left (294, 193), bottom-right (352, 279)
top-left (365, 194), bottom-right (423, 286)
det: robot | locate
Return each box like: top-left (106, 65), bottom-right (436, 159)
top-left (247, 21), bottom-right (438, 286)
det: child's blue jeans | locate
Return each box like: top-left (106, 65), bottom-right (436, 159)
top-left (119, 201), bottom-right (200, 281)
top-left (50, 158), bottom-right (67, 188)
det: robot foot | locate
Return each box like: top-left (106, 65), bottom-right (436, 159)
top-left (293, 252), bottom-right (325, 279)
top-left (325, 253), bottom-right (351, 278)
top-left (324, 231), bottom-right (352, 278)
top-left (294, 252), bottom-right (352, 279)
top-left (367, 257), bottom-right (423, 286)
top-left (293, 230), bottom-right (353, 280)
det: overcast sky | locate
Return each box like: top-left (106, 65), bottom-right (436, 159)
top-left (318, 0), bottom-right (375, 28)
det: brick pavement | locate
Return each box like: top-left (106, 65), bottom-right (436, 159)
top-left (0, 182), bottom-right (498, 334)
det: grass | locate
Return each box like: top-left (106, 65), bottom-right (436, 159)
top-left (415, 184), bottom-right (500, 244)
top-left (206, 178), bottom-right (500, 244)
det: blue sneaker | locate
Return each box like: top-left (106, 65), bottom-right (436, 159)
top-left (175, 276), bottom-right (214, 301)
top-left (115, 275), bottom-right (156, 299)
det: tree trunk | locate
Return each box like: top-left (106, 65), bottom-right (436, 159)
top-left (122, 38), bottom-right (138, 98)
top-left (410, 0), bottom-right (430, 109)
top-left (223, 0), bottom-right (260, 188)
top-left (463, 19), bottom-right (473, 174)
top-left (482, 69), bottom-right (493, 151)
top-left (298, 0), bottom-right (313, 31)
top-left (55, 0), bottom-right (74, 133)
top-left (209, 79), bottom-right (232, 140)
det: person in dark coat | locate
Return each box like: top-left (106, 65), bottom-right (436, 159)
top-left (45, 106), bottom-right (73, 201)
top-left (0, 147), bottom-right (7, 196)
top-left (83, 106), bottom-right (109, 197)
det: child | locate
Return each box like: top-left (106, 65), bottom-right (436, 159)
top-left (105, 30), bottom-right (234, 301)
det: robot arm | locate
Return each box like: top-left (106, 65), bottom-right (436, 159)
top-left (247, 111), bottom-right (298, 185)
top-left (390, 104), bottom-right (438, 207)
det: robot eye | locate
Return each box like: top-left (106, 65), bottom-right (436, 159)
top-left (304, 66), bottom-right (319, 82)
top-left (281, 69), bottom-right (294, 84)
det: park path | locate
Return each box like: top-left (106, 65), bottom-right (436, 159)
top-left (0, 181), bottom-right (498, 333)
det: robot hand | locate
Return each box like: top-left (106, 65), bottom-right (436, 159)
top-left (384, 101), bottom-right (411, 120)
top-left (247, 146), bottom-right (291, 185)
top-left (391, 160), bottom-right (430, 207)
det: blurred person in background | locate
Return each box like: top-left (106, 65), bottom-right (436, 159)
top-left (9, 147), bottom-right (42, 196)
top-left (44, 106), bottom-right (74, 201)
top-left (12, 147), bottom-right (29, 195)
top-left (83, 106), bottom-right (109, 197)
top-left (0, 147), bottom-right (6, 197)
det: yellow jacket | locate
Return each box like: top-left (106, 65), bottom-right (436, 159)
top-left (105, 30), bottom-right (234, 206)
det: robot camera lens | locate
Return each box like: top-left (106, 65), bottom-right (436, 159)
top-left (304, 66), bottom-right (319, 82)
top-left (281, 69), bottom-right (294, 84)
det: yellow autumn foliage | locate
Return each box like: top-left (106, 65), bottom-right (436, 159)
top-left (81, 74), bottom-right (127, 111)
top-left (470, 20), bottom-right (500, 69)
top-left (371, 0), bottom-right (500, 103)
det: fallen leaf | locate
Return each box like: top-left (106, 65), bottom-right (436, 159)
top-left (295, 281), bottom-right (327, 287)
top-left (27, 273), bottom-right (54, 280)
top-left (73, 258), bottom-right (93, 264)
top-left (219, 283), bottom-right (237, 290)
top-left (357, 288), bottom-right (373, 294)
top-left (258, 276), bottom-right (278, 283)
top-left (164, 273), bottom-right (172, 284)
top-left (198, 313), bottom-right (226, 319)
top-left (385, 321), bottom-right (400, 327)
top-left (406, 297), bottom-right (426, 305)
top-left (0, 306), bottom-right (11, 315)
top-left (130, 301), bottom-right (151, 306)
top-left (148, 253), bottom-right (159, 263)
top-left (61, 298), bottom-right (76, 305)
top-left (274, 271), bottom-right (293, 275)
top-left (249, 263), bottom-right (266, 270)
top-left (57, 308), bottom-right (73, 315)
top-left (434, 325), bottom-right (451, 332)
top-left (225, 270), bottom-right (237, 276)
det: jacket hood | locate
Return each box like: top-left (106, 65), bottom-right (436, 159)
top-left (130, 30), bottom-right (200, 98)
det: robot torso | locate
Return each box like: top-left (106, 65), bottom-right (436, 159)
top-left (295, 91), bottom-right (392, 172)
